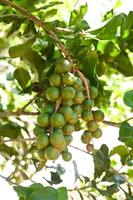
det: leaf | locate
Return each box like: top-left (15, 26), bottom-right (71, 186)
top-left (0, 14), bottom-right (24, 24)
top-left (57, 187), bottom-right (68, 200)
top-left (0, 144), bottom-right (17, 158)
top-left (110, 145), bottom-right (129, 164)
top-left (28, 187), bottom-right (57, 200)
top-left (0, 122), bottom-right (21, 138)
top-left (69, 4), bottom-right (88, 26)
top-left (9, 38), bottom-right (35, 58)
top-left (113, 53), bottom-right (133, 77)
top-left (107, 184), bottom-right (119, 195)
top-left (14, 183), bottom-right (44, 200)
top-left (14, 68), bottom-right (31, 89)
top-left (121, 11), bottom-right (133, 38)
top-left (91, 13), bottom-right (125, 39)
top-left (106, 174), bottom-right (126, 185)
top-left (119, 122), bottom-right (133, 146)
top-left (21, 48), bottom-right (45, 80)
top-left (104, 41), bottom-right (120, 57)
top-left (45, 9), bottom-right (57, 18)
top-left (93, 144), bottom-right (110, 178)
top-left (7, 20), bottom-right (22, 38)
top-left (37, 2), bottom-right (63, 11)
top-left (123, 90), bottom-right (133, 108)
top-left (51, 172), bottom-right (62, 185)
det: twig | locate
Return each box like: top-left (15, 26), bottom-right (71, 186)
top-left (123, 116), bottom-right (133, 123)
top-left (103, 120), bottom-right (120, 128)
top-left (17, 94), bottom-right (38, 114)
top-left (0, 111), bottom-right (39, 117)
top-left (68, 185), bottom-right (90, 192)
top-left (55, 97), bottom-right (62, 112)
top-left (0, 137), bottom-right (35, 144)
top-left (69, 145), bottom-right (92, 155)
top-left (0, 174), bottom-right (19, 186)
top-left (76, 69), bottom-right (90, 99)
top-left (0, 0), bottom-right (73, 63)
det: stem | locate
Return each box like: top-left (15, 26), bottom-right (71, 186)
top-left (103, 120), bottom-right (120, 128)
top-left (17, 94), bottom-right (38, 114)
top-left (0, 111), bottom-right (39, 117)
top-left (69, 145), bottom-right (92, 155)
top-left (0, 174), bottom-right (19, 186)
top-left (76, 69), bottom-right (90, 99)
top-left (0, 137), bottom-right (35, 144)
top-left (55, 97), bottom-right (62, 112)
top-left (0, 0), bottom-right (72, 62)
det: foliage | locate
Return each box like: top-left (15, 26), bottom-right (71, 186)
top-left (0, 0), bottom-right (133, 199)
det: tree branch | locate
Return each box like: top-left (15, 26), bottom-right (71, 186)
top-left (0, 137), bottom-right (35, 144)
top-left (0, 0), bottom-right (73, 63)
top-left (0, 111), bottom-right (39, 117)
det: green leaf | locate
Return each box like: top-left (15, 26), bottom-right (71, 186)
top-left (9, 38), bottom-right (35, 58)
top-left (0, 144), bottom-right (17, 158)
top-left (0, 122), bottom-right (21, 138)
top-left (7, 20), bottom-right (22, 38)
top-left (51, 172), bottom-right (62, 185)
top-left (107, 174), bottom-right (126, 185)
top-left (45, 9), bottom-right (57, 18)
top-left (91, 13), bottom-right (125, 39)
top-left (93, 144), bottom-right (110, 178)
top-left (113, 53), bottom-right (133, 77)
top-left (110, 145), bottom-right (129, 164)
top-left (119, 122), bottom-right (133, 146)
top-left (107, 184), bottom-right (119, 195)
top-left (37, 2), bottom-right (63, 11)
top-left (121, 11), bottom-right (133, 38)
top-left (14, 184), bottom-right (44, 200)
top-left (14, 68), bottom-right (31, 89)
top-left (21, 48), bottom-right (45, 80)
top-left (0, 14), bottom-right (24, 24)
top-left (104, 41), bottom-right (120, 57)
top-left (57, 187), bottom-right (68, 200)
top-left (123, 90), bottom-right (133, 108)
top-left (28, 187), bottom-right (57, 200)
top-left (69, 4), bottom-right (88, 26)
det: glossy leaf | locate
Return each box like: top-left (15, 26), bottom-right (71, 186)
top-left (0, 122), bottom-right (21, 138)
top-left (123, 90), bottom-right (133, 108)
top-left (14, 68), bottom-right (31, 89)
top-left (113, 53), bottom-right (133, 76)
top-left (57, 187), bottom-right (68, 200)
top-left (28, 187), bottom-right (57, 200)
top-left (93, 144), bottom-right (110, 178)
top-left (21, 48), bottom-right (45, 79)
top-left (69, 4), bottom-right (88, 26)
top-left (121, 11), bottom-right (133, 38)
top-left (9, 38), bottom-right (35, 58)
top-left (14, 183), bottom-right (44, 200)
top-left (91, 13), bottom-right (125, 39)
top-left (119, 122), bottom-right (133, 146)
top-left (110, 145), bottom-right (129, 164)
top-left (51, 172), bottom-right (62, 184)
